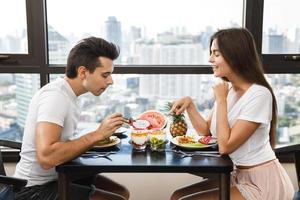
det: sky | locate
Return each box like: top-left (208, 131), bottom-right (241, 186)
top-left (1, 0), bottom-right (243, 37)
top-left (0, 0), bottom-right (300, 39)
top-left (46, 0), bottom-right (243, 37)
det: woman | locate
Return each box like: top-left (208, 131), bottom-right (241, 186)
top-left (170, 28), bottom-right (294, 200)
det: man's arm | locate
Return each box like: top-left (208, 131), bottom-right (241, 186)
top-left (35, 113), bottom-right (124, 170)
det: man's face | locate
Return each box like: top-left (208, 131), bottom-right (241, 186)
top-left (82, 57), bottom-right (114, 96)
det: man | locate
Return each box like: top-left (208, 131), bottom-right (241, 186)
top-left (14, 37), bottom-right (130, 200)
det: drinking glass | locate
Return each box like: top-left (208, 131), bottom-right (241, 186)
top-left (131, 130), bottom-right (148, 151)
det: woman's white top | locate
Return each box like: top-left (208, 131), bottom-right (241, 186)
top-left (210, 84), bottom-right (276, 166)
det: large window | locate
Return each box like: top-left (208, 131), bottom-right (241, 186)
top-left (269, 74), bottom-right (300, 145)
top-left (262, 0), bottom-right (300, 54)
top-left (50, 74), bottom-right (300, 145)
top-left (0, 0), bottom-right (300, 146)
top-left (0, 0), bottom-right (28, 54)
top-left (47, 0), bottom-right (244, 65)
top-left (0, 74), bottom-right (40, 141)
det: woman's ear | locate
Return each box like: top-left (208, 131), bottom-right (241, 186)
top-left (77, 66), bottom-right (87, 80)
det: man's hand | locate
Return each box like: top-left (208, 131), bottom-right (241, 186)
top-left (95, 113), bottom-right (124, 140)
top-left (35, 113), bottom-right (125, 170)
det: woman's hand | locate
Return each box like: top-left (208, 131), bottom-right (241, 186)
top-left (171, 96), bottom-right (192, 115)
top-left (213, 81), bottom-right (229, 102)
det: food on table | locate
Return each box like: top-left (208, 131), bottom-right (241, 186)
top-left (138, 110), bottom-right (167, 130)
top-left (148, 130), bottom-right (167, 150)
top-left (177, 135), bottom-right (195, 144)
top-left (175, 135), bottom-right (207, 147)
top-left (131, 130), bottom-right (148, 150)
top-left (123, 117), bottom-right (151, 130)
top-left (132, 119), bottom-right (151, 130)
top-left (149, 137), bottom-right (165, 150)
top-left (174, 135), bottom-right (217, 148)
top-left (163, 102), bottom-right (187, 137)
top-left (129, 110), bottom-right (168, 151)
top-left (95, 136), bottom-right (117, 146)
top-left (198, 136), bottom-right (213, 145)
top-left (148, 129), bottom-right (166, 140)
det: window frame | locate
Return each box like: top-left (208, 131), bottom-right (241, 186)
top-left (0, 0), bottom-right (299, 83)
top-left (0, 0), bottom-right (299, 153)
top-left (246, 0), bottom-right (300, 73)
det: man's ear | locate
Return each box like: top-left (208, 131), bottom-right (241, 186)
top-left (77, 66), bottom-right (87, 80)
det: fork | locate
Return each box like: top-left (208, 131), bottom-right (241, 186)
top-left (173, 150), bottom-right (221, 158)
top-left (81, 151), bottom-right (116, 160)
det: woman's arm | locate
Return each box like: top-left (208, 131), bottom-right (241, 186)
top-left (213, 82), bottom-right (261, 154)
top-left (171, 96), bottom-right (211, 136)
top-left (215, 98), bottom-right (260, 154)
top-left (186, 101), bottom-right (211, 135)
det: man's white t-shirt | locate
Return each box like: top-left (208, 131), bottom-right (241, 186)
top-left (14, 78), bottom-right (80, 186)
top-left (210, 84), bottom-right (276, 166)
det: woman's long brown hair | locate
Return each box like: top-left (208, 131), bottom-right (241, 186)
top-left (210, 28), bottom-right (277, 148)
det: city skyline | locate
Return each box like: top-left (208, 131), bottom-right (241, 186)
top-left (1, 1), bottom-right (300, 144)
top-left (2, 0), bottom-right (300, 40)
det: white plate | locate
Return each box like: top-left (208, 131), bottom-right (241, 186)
top-left (94, 136), bottom-right (121, 148)
top-left (171, 136), bottom-right (217, 150)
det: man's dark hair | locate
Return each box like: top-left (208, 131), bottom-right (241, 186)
top-left (66, 37), bottom-right (120, 78)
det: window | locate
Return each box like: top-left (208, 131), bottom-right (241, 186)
top-left (263, 0), bottom-right (300, 54)
top-left (47, 0), bottom-right (244, 65)
top-left (0, 74), bottom-right (40, 141)
top-left (0, 0), bottom-right (28, 54)
top-left (270, 74), bottom-right (300, 144)
top-left (50, 73), bottom-right (300, 145)
top-left (0, 0), bottom-right (299, 146)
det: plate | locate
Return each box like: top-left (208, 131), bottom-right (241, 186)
top-left (94, 136), bottom-right (121, 148)
top-left (114, 127), bottom-right (128, 134)
top-left (171, 136), bottom-right (217, 150)
top-left (113, 127), bottom-right (129, 138)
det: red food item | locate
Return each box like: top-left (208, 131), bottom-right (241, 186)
top-left (198, 136), bottom-right (212, 145)
top-left (138, 110), bottom-right (167, 130)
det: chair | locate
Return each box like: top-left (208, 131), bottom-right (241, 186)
top-left (0, 139), bottom-right (27, 199)
top-left (275, 144), bottom-right (300, 200)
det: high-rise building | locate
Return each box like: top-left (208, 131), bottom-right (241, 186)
top-left (16, 74), bottom-right (40, 129)
top-left (16, 26), bottom-right (69, 131)
top-left (295, 28), bottom-right (300, 52)
top-left (105, 16), bottom-right (122, 63)
top-left (137, 31), bottom-right (214, 103)
top-left (105, 16), bottom-right (122, 47)
top-left (268, 28), bottom-right (285, 53)
top-left (48, 26), bottom-right (70, 64)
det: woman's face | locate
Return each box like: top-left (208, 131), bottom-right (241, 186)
top-left (209, 39), bottom-right (233, 78)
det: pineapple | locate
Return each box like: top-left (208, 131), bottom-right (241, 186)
top-left (163, 102), bottom-right (188, 137)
